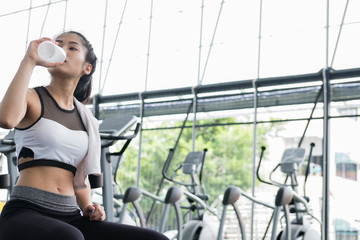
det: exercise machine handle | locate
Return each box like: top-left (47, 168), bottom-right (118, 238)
top-left (100, 123), bottom-right (140, 140)
top-left (256, 146), bottom-right (281, 187)
top-left (161, 149), bottom-right (199, 188)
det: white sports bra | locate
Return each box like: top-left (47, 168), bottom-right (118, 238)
top-left (14, 86), bottom-right (89, 175)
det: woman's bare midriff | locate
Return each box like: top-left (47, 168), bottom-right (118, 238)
top-left (16, 158), bottom-right (75, 196)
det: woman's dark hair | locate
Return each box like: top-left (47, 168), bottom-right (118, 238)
top-left (56, 31), bottom-right (97, 104)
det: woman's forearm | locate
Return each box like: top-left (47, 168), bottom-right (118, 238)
top-left (75, 181), bottom-right (93, 213)
top-left (0, 57), bottom-right (36, 129)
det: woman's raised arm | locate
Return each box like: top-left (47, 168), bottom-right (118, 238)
top-left (0, 38), bottom-right (63, 129)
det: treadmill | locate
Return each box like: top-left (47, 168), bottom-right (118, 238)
top-left (96, 115), bottom-right (139, 222)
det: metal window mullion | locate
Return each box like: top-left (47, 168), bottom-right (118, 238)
top-left (250, 80), bottom-right (258, 240)
top-left (136, 93), bottom-right (145, 187)
top-left (322, 68), bottom-right (330, 240)
top-left (192, 87), bottom-right (198, 152)
top-left (322, 1), bottom-right (330, 239)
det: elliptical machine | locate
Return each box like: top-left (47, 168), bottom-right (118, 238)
top-left (163, 149), bottom-right (219, 240)
top-left (0, 130), bottom-right (17, 197)
top-left (256, 144), bottom-right (321, 240)
top-left (149, 147), bottom-right (246, 240)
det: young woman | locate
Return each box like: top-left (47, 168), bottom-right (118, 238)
top-left (0, 31), bottom-right (168, 240)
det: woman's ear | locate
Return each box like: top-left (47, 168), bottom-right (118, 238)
top-left (83, 63), bottom-right (92, 75)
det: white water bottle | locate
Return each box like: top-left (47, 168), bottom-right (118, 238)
top-left (37, 41), bottom-right (66, 63)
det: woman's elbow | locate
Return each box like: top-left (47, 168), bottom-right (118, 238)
top-left (0, 116), bottom-right (17, 129)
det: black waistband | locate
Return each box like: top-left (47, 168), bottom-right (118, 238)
top-left (18, 159), bottom-right (76, 176)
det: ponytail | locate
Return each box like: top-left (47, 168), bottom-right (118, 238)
top-left (74, 73), bottom-right (93, 104)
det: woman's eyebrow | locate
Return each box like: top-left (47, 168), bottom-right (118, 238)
top-left (68, 41), bottom-right (80, 46)
top-left (55, 40), bottom-right (80, 46)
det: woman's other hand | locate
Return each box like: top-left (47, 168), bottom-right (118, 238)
top-left (85, 203), bottom-right (106, 222)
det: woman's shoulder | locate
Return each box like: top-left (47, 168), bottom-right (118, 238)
top-left (26, 87), bottom-right (43, 103)
top-left (27, 87), bottom-right (37, 95)
top-left (27, 86), bottom-right (43, 95)
top-left (25, 86), bottom-right (37, 100)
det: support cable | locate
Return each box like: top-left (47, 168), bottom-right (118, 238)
top-left (100, 0), bottom-right (129, 94)
top-left (25, 0), bottom-right (33, 52)
top-left (39, 0), bottom-right (52, 37)
top-left (250, 0), bottom-right (263, 239)
top-left (98, 0), bottom-right (109, 94)
top-left (197, 0), bottom-right (205, 85)
top-left (199, 0), bottom-right (225, 85)
top-left (0, 0), bottom-right (65, 18)
top-left (330, 0), bottom-right (350, 68)
top-left (144, 0), bottom-right (154, 91)
top-left (192, 0), bottom-right (205, 150)
top-left (63, 0), bottom-right (68, 32)
top-left (298, 85), bottom-right (323, 148)
top-left (325, 1), bottom-right (330, 69)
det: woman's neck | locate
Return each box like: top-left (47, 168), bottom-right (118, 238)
top-left (46, 80), bottom-right (77, 110)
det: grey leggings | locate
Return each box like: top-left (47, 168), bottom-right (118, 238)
top-left (0, 199), bottom-right (169, 240)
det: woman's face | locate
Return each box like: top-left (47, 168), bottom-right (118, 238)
top-left (48, 33), bottom-right (91, 79)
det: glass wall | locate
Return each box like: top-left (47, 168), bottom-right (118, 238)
top-left (102, 72), bottom-right (360, 239)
